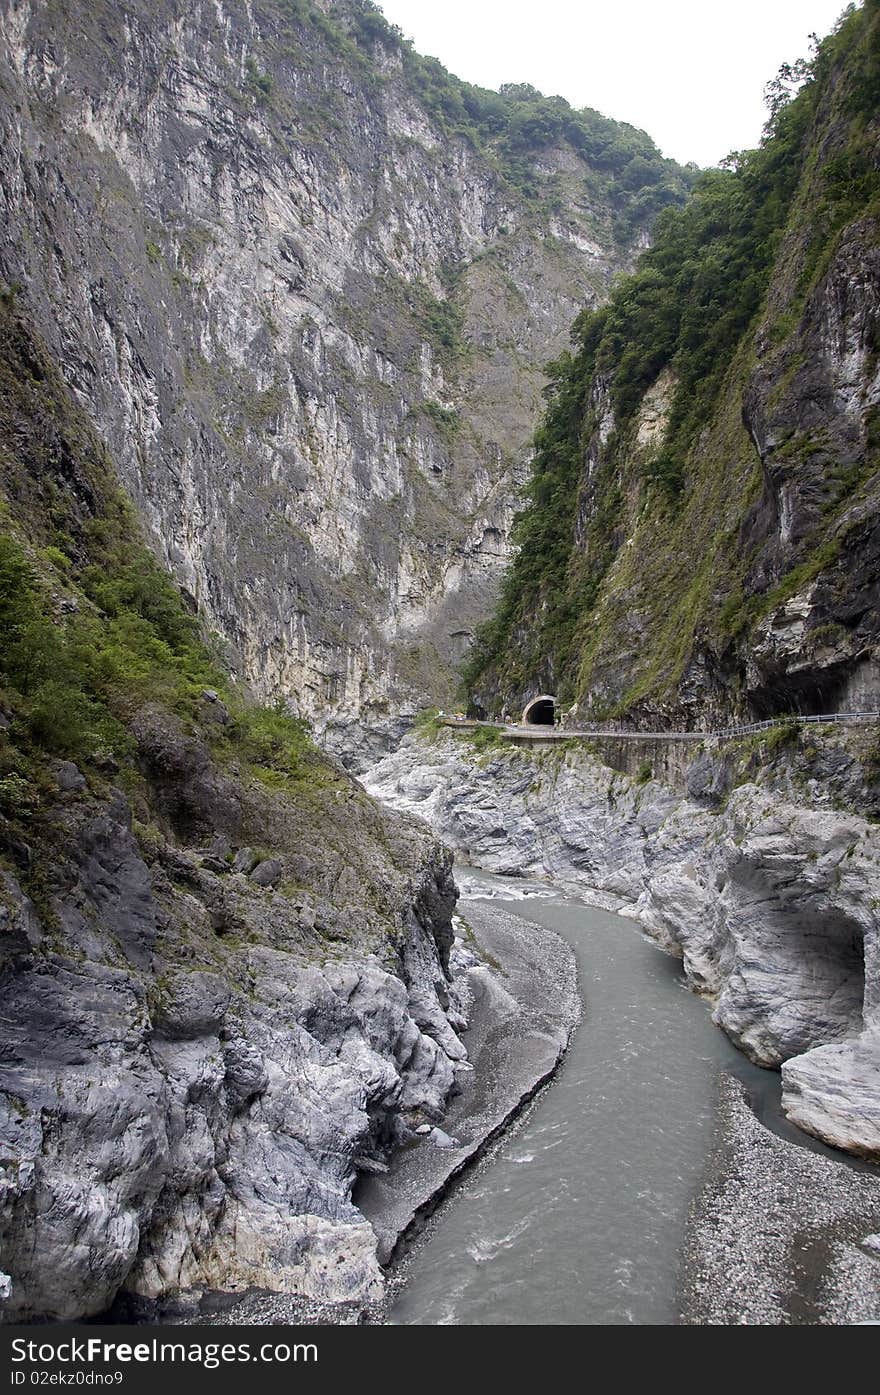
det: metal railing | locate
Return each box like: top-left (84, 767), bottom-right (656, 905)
top-left (437, 711), bottom-right (880, 743)
top-left (711, 711), bottom-right (880, 738)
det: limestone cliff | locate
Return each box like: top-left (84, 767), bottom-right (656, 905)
top-left (466, 2), bottom-right (880, 730)
top-left (0, 0), bottom-right (690, 730)
top-left (0, 296), bottom-right (471, 1323)
top-left (367, 726), bottom-right (880, 1159)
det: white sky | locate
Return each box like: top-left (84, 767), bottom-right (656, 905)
top-left (375, 0), bottom-right (855, 166)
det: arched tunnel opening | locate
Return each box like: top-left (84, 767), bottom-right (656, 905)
top-left (522, 695), bottom-right (557, 726)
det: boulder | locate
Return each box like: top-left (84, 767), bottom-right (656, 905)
top-left (782, 1034), bottom-right (880, 1158)
top-left (56, 761), bottom-right (86, 792)
top-left (250, 858), bottom-right (283, 888)
top-left (152, 970), bottom-right (231, 1040)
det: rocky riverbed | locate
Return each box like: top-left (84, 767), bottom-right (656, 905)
top-left (682, 1076), bottom-right (880, 1324)
top-left (380, 879), bottom-right (880, 1326)
top-left (365, 730), bottom-right (880, 1160)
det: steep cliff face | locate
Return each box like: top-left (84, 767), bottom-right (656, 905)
top-left (467, 2), bottom-right (880, 729)
top-left (0, 789), bottom-right (461, 1321)
top-left (0, 293), bottom-right (583, 1322)
top-left (0, 0), bottom-right (696, 1321)
top-left (367, 727), bottom-right (880, 1159)
top-left (0, 298), bottom-right (472, 1322)
top-left (0, 0), bottom-right (689, 729)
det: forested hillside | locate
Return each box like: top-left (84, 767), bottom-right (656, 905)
top-left (465, 1), bottom-right (880, 729)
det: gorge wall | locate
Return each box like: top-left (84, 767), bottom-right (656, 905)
top-left (0, 296), bottom-right (488, 1323)
top-left (367, 726), bottom-right (880, 1159)
top-left (466, 2), bottom-right (880, 732)
top-left (0, 0), bottom-right (690, 731)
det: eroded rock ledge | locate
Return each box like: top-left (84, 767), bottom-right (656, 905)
top-left (0, 734), bottom-right (468, 1324)
top-left (356, 899), bottom-right (579, 1267)
top-left (0, 724), bottom-right (580, 1325)
top-left (366, 732), bottom-right (880, 1159)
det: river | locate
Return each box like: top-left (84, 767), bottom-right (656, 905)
top-left (389, 870), bottom-right (852, 1326)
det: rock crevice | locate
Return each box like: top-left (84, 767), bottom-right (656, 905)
top-left (367, 731), bottom-right (880, 1158)
top-left (0, 758), bottom-right (466, 1321)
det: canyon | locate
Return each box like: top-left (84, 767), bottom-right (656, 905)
top-left (367, 723), bottom-right (880, 1160)
top-left (0, 0), bottom-right (689, 731)
top-left (0, 0), bottom-right (878, 1328)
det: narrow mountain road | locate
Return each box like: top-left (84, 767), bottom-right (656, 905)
top-left (439, 711), bottom-right (880, 743)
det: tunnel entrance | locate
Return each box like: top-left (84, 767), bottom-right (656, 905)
top-left (522, 695), bottom-right (557, 726)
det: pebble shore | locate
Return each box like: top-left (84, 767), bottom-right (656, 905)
top-left (682, 1075), bottom-right (880, 1324)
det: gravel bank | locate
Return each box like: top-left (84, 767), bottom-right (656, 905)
top-left (682, 1075), bottom-right (880, 1324)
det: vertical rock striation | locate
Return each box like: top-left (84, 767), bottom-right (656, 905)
top-left (0, 0), bottom-right (688, 729)
top-left (366, 729), bottom-right (880, 1159)
top-left (0, 783), bottom-right (466, 1321)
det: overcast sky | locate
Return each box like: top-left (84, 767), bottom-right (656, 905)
top-left (376, 0), bottom-right (854, 166)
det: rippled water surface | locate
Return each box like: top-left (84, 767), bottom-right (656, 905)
top-left (392, 874), bottom-right (777, 1326)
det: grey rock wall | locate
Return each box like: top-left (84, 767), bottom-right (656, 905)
top-left (366, 731), bottom-right (880, 1158)
top-left (0, 0), bottom-right (640, 727)
top-left (0, 761), bottom-right (469, 1322)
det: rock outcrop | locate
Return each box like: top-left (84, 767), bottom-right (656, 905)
top-left (0, 0), bottom-right (689, 729)
top-left (366, 729), bottom-right (880, 1158)
top-left (356, 898), bottom-right (579, 1266)
top-left (0, 747), bottom-right (469, 1322)
top-left (466, 3), bottom-right (880, 731)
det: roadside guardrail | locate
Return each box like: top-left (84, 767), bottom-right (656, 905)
top-left (436, 711), bottom-right (880, 742)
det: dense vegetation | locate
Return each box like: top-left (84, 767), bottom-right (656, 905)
top-left (279, 0), bottom-right (696, 240)
top-left (0, 298), bottom-right (325, 823)
top-left (0, 522), bottom-right (319, 792)
top-left (463, 1), bottom-right (879, 709)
